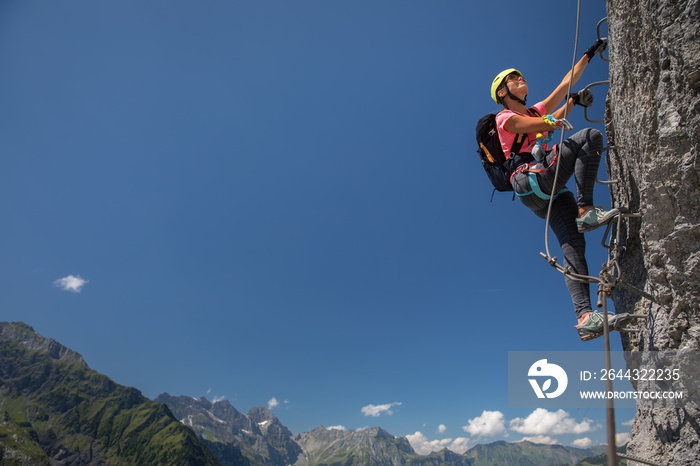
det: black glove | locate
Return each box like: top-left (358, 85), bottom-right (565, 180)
top-left (584, 38), bottom-right (607, 61)
top-left (568, 89), bottom-right (594, 107)
top-left (586, 39), bottom-right (608, 61)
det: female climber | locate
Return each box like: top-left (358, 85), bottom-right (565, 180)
top-left (492, 38), bottom-right (617, 341)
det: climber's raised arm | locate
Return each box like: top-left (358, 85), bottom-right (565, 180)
top-left (543, 39), bottom-right (607, 115)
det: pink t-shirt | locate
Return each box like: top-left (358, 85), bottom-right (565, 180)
top-left (495, 101), bottom-right (550, 159)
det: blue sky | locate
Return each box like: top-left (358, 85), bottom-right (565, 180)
top-left (1, 0), bottom-right (634, 454)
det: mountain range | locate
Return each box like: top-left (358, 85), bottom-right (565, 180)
top-left (1, 322), bottom-right (621, 465)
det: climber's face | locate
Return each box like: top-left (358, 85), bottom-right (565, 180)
top-left (497, 74), bottom-right (528, 103)
top-left (505, 74), bottom-right (528, 95)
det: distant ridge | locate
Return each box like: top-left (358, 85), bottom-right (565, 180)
top-left (291, 425), bottom-right (470, 465)
top-left (462, 440), bottom-right (608, 466)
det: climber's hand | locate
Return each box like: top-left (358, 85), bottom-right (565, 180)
top-left (585, 38), bottom-right (607, 61)
top-left (568, 89), bottom-right (594, 107)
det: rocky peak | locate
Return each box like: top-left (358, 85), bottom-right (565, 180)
top-left (0, 321), bottom-right (85, 364)
top-left (247, 405), bottom-right (275, 424)
top-left (159, 395), bottom-right (302, 465)
top-left (211, 398), bottom-right (248, 423)
top-left (195, 396), bottom-right (213, 410)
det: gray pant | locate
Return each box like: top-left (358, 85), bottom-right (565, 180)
top-left (511, 128), bottom-right (604, 318)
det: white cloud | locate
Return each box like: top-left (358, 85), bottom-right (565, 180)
top-left (462, 410), bottom-right (507, 437)
top-left (437, 424), bottom-right (447, 434)
top-left (328, 425), bottom-right (346, 431)
top-left (361, 402), bottom-right (401, 417)
top-left (509, 409), bottom-right (599, 436)
top-left (519, 435), bottom-right (559, 445)
top-left (622, 418), bottom-right (635, 426)
top-left (53, 275), bottom-right (88, 293)
top-left (212, 396), bottom-right (226, 403)
top-left (616, 432), bottom-right (631, 446)
top-left (406, 432), bottom-right (470, 455)
top-left (572, 437), bottom-right (593, 448)
top-left (268, 397), bottom-right (279, 409)
top-left (450, 437), bottom-right (470, 454)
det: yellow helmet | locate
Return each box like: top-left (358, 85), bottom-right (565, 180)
top-left (491, 68), bottom-right (522, 104)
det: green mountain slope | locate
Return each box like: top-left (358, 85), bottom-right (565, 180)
top-left (463, 440), bottom-right (607, 466)
top-left (0, 322), bottom-right (220, 465)
top-left (574, 444), bottom-right (628, 465)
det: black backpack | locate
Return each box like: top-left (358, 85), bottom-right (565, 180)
top-left (475, 108), bottom-right (538, 193)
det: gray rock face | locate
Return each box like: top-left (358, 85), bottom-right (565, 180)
top-left (156, 394), bottom-right (302, 465)
top-left (292, 426), bottom-right (420, 466)
top-left (604, 0), bottom-right (700, 463)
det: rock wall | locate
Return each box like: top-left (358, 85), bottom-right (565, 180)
top-left (604, 0), bottom-right (700, 463)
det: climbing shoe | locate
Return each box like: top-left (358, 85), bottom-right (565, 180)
top-left (576, 206), bottom-right (620, 233)
top-left (575, 311), bottom-right (615, 342)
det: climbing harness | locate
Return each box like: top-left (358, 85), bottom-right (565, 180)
top-left (537, 4), bottom-right (662, 465)
top-left (511, 155), bottom-right (571, 201)
top-left (520, 171), bottom-right (569, 200)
